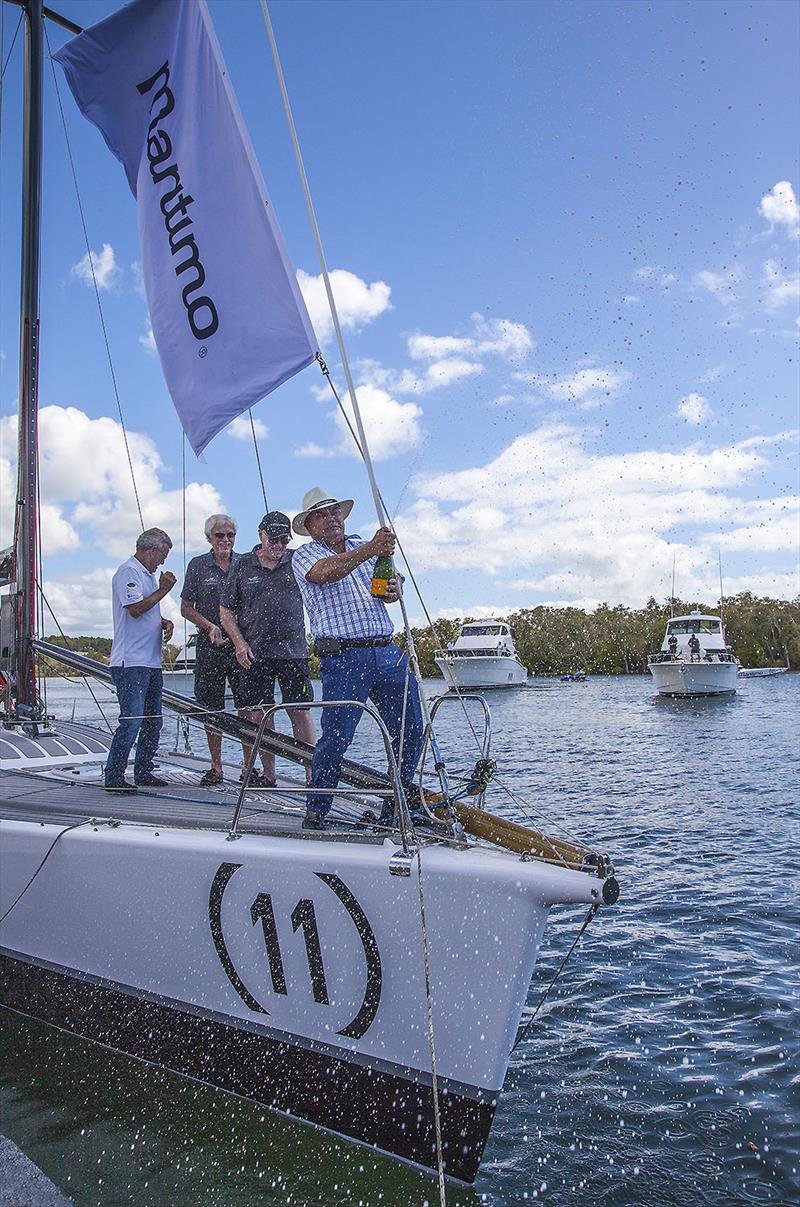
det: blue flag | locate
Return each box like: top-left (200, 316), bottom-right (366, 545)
top-left (56, 0), bottom-right (318, 456)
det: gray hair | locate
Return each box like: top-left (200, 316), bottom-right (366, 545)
top-left (136, 527), bottom-right (172, 551)
top-left (204, 514), bottom-right (237, 538)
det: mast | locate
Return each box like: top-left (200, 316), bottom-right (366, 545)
top-left (14, 0), bottom-right (44, 712)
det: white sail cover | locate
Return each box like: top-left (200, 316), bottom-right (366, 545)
top-left (55, 0), bottom-right (317, 456)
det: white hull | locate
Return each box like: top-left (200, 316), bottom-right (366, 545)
top-left (0, 799), bottom-right (601, 1181)
top-left (435, 655), bottom-right (528, 689)
top-left (738, 666), bottom-right (789, 678)
top-left (649, 659), bottom-right (739, 696)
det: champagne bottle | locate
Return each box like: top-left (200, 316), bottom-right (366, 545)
top-left (371, 554), bottom-right (394, 598)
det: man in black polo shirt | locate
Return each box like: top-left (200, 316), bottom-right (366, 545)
top-left (220, 511), bottom-right (315, 786)
top-left (180, 513), bottom-right (240, 786)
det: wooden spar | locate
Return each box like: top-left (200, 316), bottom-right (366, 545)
top-left (436, 800), bottom-right (591, 867)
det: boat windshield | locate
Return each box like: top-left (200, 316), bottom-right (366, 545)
top-left (462, 625), bottom-right (503, 636)
top-left (667, 619), bottom-right (720, 634)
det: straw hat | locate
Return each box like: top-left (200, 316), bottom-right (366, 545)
top-left (292, 486), bottom-right (354, 536)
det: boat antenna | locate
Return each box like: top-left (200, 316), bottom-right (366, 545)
top-left (718, 549), bottom-right (725, 626)
top-left (670, 552), bottom-right (676, 618)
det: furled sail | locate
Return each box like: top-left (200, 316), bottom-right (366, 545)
top-left (55, 0), bottom-right (317, 456)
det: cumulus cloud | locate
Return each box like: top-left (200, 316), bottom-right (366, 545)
top-left (390, 422), bottom-right (798, 605)
top-left (333, 384), bottom-right (423, 461)
top-left (297, 269), bottom-right (391, 345)
top-left (408, 314), bottom-right (534, 365)
top-left (676, 392), bottom-right (712, 424)
top-left (355, 356), bottom-right (483, 397)
top-left (759, 181), bottom-right (799, 238)
top-left (227, 414), bottom-right (268, 441)
top-left (760, 259), bottom-right (800, 310)
top-left (139, 323), bottom-right (157, 355)
top-left (545, 367), bottom-right (631, 406)
top-left (0, 406), bottom-right (225, 559)
top-left (71, 243), bottom-right (120, 291)
top-left (693, 266), bottom-right (742, 306)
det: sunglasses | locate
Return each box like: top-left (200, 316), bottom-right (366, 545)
top-left (211, 531), bottom-right (236, 539)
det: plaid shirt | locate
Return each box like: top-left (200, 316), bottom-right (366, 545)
top-left (292, 536), bottom-right (394, 640)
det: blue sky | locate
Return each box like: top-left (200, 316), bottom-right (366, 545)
top-left (1, 0), bottom-right (798, 636)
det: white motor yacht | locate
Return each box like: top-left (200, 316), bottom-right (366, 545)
top-left (435, 620), bottom-right (528, 688)
top-left (648, 612), bottom-right (739, 696)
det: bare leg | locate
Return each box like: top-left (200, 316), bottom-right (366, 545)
top-left (238, 707), bottom-right (277, 781)
top-left (205, 726), bottom-right (223, 773)
top-left (287, 706), bottom-right (316, 784)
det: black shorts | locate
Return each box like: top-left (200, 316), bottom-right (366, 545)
top-left (194, 639), bottom-right (239, 713)
top-left (234, 658), bottom-right (313, 711)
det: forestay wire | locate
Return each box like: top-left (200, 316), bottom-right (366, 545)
top-left (45, 25), bottom-right (145, 531)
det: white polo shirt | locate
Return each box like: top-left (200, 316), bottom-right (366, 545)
top-left (109, 556), bottom-right (163, 668)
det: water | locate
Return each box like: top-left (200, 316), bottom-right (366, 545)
top-left (2, 674), bottom-right (798, 1205)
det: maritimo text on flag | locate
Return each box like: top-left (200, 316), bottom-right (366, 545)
top-left (55, 0), bottom-right (317, 456)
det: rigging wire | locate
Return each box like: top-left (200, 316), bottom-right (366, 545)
top-left (0, 818), bottom-right (94, 926)
top-left (34, 579), bottom-right (113, 731)
top-left (44, 24), bottom-right (145, 530)
top-left (511, 904), bottom-right (598, 1053)
top-left (321, 360), bottom-right (583, 853)
top-left (0, 9), bottom-right (22, 88)
top-left (248, 408), bottom-right (269, 512)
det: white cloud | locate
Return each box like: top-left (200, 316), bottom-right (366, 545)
top-left (333, 384), bottom-right (423, 461)
top-left (676, 392), bottom-right (712, 424)
top-left (357, 356), bottom-right (483, 397)
top-left (139, 323), bottom-right (157, 355)
top-left (71, 243), bottom-right (120, 291)
top-left (295, 441), bottom-right (336, 458)
top-left (693, 266), bottom-right (742, 306)
top-left (408, 314), bottom-right (534, 365)
top-left (760, 259), bottom-right (800, 310)
top-left (699, 366), bottom-right (724, 384)
top-left (227, 414), bottom-right (268, 441)
top-left (390, 422), bottom-right (798, 605)
top-left (0, 406), bottom-right (225, 559)
top-left (759, 181), bottom-right (799, 238)
top-left (546, 367), bottom-right (631, 405)
top-left (297, 269), bottom-right (391, 345)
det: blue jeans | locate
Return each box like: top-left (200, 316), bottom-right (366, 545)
top-left (308, 645), bottom-right (425, 816)
top-left (105, 666), bottom-right (164, 785)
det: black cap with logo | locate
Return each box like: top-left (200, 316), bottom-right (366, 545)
top-left (258, 511), bottom-right (292, 539)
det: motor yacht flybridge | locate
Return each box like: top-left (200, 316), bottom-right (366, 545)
top-left (435, 619), bottom-right (528, 689)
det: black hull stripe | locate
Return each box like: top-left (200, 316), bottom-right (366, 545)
top-left (0, 952), bottom-right (496, 1184)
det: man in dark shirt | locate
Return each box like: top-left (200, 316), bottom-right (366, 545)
top-left (220, 512), bottom-right (315, 786)
top-left (180, 514), bottom-right (240, 785)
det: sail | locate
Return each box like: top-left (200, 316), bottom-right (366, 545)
top-left (55, 0), bottom-right (317, 456)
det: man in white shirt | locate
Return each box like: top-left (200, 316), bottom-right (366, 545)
top-left (105, 528), bottom-right (176, 792)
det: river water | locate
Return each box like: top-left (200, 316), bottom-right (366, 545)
top-left (2, 673), bottom-right (798, 1205)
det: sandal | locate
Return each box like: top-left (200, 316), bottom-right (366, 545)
top-left (200, 768), bottom-right (224, 787)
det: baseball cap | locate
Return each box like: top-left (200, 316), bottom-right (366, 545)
top-left (258, 511), bottom-right (291, 539)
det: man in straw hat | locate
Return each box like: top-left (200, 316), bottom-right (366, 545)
top-left (291, 487), bottom-right (424, 831)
